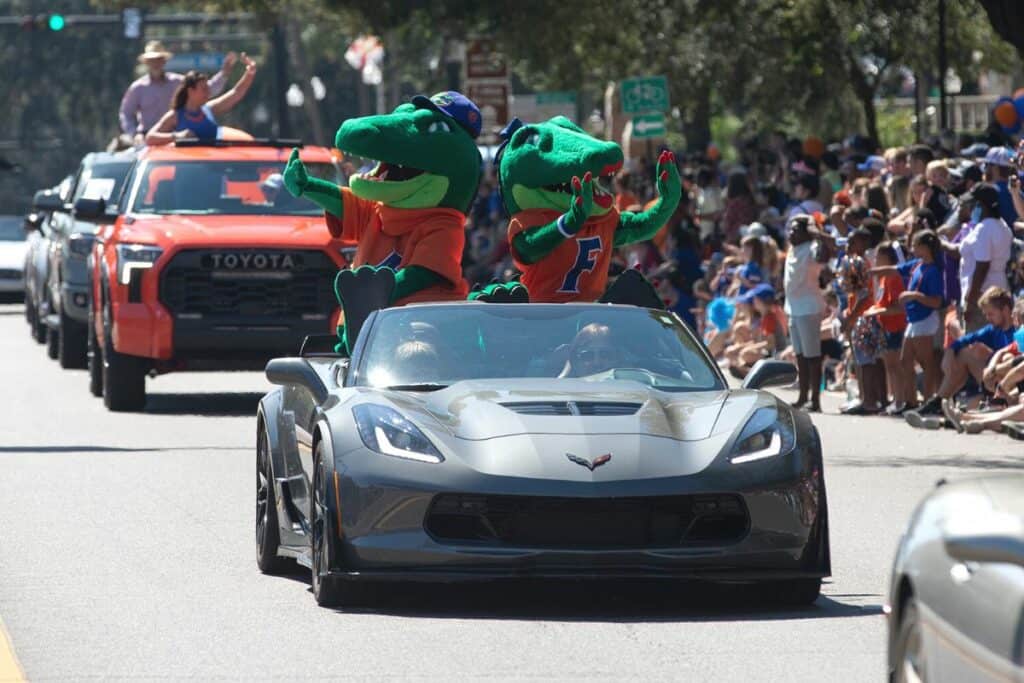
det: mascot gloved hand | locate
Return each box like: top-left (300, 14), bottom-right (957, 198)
top-left (498, 117), bottom-right (681, 303)
top-left (284, 92), bottom-right (483, 353)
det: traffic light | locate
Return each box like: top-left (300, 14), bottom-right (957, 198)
top-left (18, 14), bottom-right (69, 31)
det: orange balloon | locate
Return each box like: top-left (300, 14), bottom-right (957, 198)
top-left (995, 101), bottom-right (1018, 128)
top-left (803, 136), bottom-right (825, 159)
top-left (706, 143), bottom-right (720, 161)
top-left (1013, 88), bottom-right (1024, 100)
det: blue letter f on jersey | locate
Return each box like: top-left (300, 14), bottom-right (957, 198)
top-left (558, 236), bottom-right (603, 294)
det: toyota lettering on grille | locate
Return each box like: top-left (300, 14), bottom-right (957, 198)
top-left (206, 253), bottom-right (297, 270)
top-left (566, 453), bottom-right (612, 471)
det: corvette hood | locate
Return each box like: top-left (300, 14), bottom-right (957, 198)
top-left (120, 214), bottom-right (335, 249)
top-left (382, 379), bottom-right (761, 442)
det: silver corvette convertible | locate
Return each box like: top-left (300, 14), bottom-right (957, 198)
top-left (256, 302), bottom-right (830, 607)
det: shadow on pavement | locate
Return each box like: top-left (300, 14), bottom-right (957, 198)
top-left (272, 570), bottom-right (884, 622)
top-left (836, 455), bottom-right (1024, 470)
top-left (144, 392), bottom-right (264, 417)
top-left (0, 445), bottom-right (247, 454)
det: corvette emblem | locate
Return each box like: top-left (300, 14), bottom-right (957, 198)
top-left (566, 453), bottom-right (612, 471)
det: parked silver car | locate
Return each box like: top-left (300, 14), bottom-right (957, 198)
top-left (25, 176), bottom-right (72, 346)
top-left (887, 475), bottom-right (1024, 682)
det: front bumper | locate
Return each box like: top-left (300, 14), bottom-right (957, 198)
top-left (60, 282), bottom-right (91, 323)
top-left (326, 444), bottom-right (825, 581)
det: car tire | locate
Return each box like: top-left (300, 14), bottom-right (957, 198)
top-left (257, 426), bottom-right (291, 575)
top-left (893, 600), bottom-right (926, 683)
top-left (87, 306), bottom-right (103, 397)
top-left (101, 309), bottom-right (147, 412)
top-left (31, 307), bottom-right (47, 344)
top-left (58, 309), bottom-right (88, 369)
top-left (310, 441), bottom-right (370, 608)
top-left (46, 325), bottom-right (59, 360)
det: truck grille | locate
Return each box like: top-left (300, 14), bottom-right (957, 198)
top-left (426, 493), bottom-right (749, 549)
top-left (159, 249), bottom-right (336, 317)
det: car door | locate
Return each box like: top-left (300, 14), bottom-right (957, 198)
top-left (47, 168), bottom-right (82, 313)
top-left (922, 480), bottom-right (1024, 682)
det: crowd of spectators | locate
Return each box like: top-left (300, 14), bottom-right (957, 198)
top-left (461, 131), bottom-right (1024, 440)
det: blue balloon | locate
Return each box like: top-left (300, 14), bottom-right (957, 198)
top-left (708, 297), bottom-right (735, 332)
top-left (1014, 325), bottom-right (1024, 350)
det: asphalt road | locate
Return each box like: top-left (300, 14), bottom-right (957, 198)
top-left (0, 300), bottom-right (1020, 682)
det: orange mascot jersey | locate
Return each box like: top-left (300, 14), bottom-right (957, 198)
top-left (325, 189), bottom-right (469, 305)
top-left (508, 207), bottom-right (621, 303)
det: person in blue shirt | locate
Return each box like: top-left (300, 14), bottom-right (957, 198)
top-left (871, 229), bottom-right (945, 410)
top-left (735, 234), bottom-right (764, 295)
top-left (929, 286), bottom-right (1016, 415)
top-left (146, 53), bottom-right (257, 145)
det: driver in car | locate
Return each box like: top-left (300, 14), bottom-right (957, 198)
top-left (560, 323), bottom-right (622, 377)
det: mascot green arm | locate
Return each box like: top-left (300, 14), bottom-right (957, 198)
top-left (283, 148), bottom-right (344, 217)
top-left (613, 151), bottom-right (681, 247)
top-left (393, 265), bottom-right (443, 302)
top-left (511, 173), bottom-right (595, 264)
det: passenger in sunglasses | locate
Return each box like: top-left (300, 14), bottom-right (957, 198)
top-left (561, 324), bottom-right (622, 377)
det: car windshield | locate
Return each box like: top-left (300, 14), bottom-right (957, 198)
top-left (129, 161), bottom-right (337, 216)
top-left (356, 305), bottom-right (724, 392)
top-left (73, 162), bottom-right (132, 202)
top-left (0, 218), bottom-right (24, 241)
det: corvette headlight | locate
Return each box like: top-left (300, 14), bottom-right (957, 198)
top-left (352, 404), bottom-right (444, 464)
top-left (729, 406), bottom-right (796, 464)
top-left (116, 244), bottom-right (162, 285)
top-left (68, 232), bottom-right (95, 257)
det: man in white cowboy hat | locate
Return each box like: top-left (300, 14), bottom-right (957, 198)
top-left (118, 40), bottom-right (236, 144)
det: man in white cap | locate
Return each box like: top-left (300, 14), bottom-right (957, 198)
top-left (980, 146), bottom-right (1019, 224)
top-left (118, 41), bottom-right (236, 145)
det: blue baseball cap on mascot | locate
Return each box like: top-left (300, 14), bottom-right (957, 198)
top-left (411, 91), bottom-right (483, 139)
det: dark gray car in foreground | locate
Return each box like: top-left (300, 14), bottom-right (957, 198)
top-left (887, 475), bottom-right (1024, 682)
top-left (257, 303), bottom-right (829, 608)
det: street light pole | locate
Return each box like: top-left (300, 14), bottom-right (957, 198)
top-left (938, 0), bottom-right (948, 132)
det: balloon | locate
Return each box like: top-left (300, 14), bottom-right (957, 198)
top-left (708, 297), bottom-right (735, 332)
top-left (994, 99), bottom-right (1018, 129)
top-left (706, 144), bottom-right (720, 161)
top-left (1014, 325), bottom-right (1024, 350)
top-left (802, 136), bottom-right (825, 159)
top-left (1014, 95), bottom-right (1024, 121)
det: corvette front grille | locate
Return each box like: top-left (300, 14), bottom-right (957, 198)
top-left (500, 401), bottom-right (641, 416)
top-left (426, 493), bottom-right (748, 549)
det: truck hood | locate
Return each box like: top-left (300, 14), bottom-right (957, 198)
top-left (376, 379), bottom-right (766, 442)
top-left (120, 214), bottom-right (334, 249)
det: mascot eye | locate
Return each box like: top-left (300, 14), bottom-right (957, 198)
top-left (428, 121), bottom-right (451, 133)
top-left (525, 132), bottom-right (540, 146)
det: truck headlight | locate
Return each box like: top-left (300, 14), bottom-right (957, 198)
top-left (729, 406), bottom-right (796, 464)
top-left (116, 244), bottom-right (162, 285)
top-left (353, 404), bottom-right (444, 464)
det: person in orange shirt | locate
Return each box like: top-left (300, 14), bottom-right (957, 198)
top-left (864, 242), bottom-right (915, 414)
top-left (498, 116), bottom-right (681, 303)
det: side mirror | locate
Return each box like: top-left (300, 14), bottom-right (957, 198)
top-left (33, 189), bottom-right (66, 213)
top-left (72, 197), bottom-right (108, 221)
top-left (945, 533), bottom-right (1024, 567)
top-left (265, 357), bottom-right (329, 404)
top-left (741, 359), bottom-right (797, 390)
top-left (23, 212), bottom-right (43, 232)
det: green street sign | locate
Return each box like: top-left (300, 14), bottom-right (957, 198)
top-left (621, 76), bottom-right (669, 113)
top-left (632, 113), bottom-right (666, 138)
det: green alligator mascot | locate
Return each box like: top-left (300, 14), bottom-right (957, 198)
top-left (283, 91), bottom-right (485, 350)
top-left (498, 116), bottom-right (681, 303)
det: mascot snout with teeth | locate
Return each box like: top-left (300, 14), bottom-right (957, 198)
top-left (498, 116), bottom-right (681, 303)
top-left (283, 91), bottom-right (482, 350)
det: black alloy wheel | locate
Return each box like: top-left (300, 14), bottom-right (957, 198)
top-left (256, 426), bottom-right (289, 574)
top-left (58, 308), bottom-right (87, 369)
top-left (101, 300), bottom-right (147, 412)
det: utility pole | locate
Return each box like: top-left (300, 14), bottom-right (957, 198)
top-left (271, 22), bottom-right (291, 138)
top-left (938, 0), bottom-right (948, 132)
